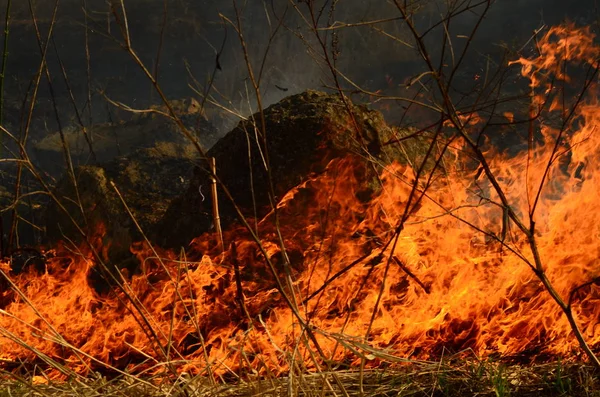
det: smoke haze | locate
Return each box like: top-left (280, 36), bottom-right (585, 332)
top-left (0, 0), bottom-right (597, 136)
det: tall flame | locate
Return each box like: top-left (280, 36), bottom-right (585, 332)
top-left (1, 24), bottom-right (600, 379)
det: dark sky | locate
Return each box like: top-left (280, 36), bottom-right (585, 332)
top-left (0, 0), bottom-right (597, 134)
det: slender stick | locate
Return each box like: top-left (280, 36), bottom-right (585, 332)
top-left (0, 0), bottom-right (11, 127)
top-left (209, 157), bottom-right (224, 253)
top-left (0, 0), bottom-right (11, 159)
top-left (231, 242), bottom-right (252, 326)
top-left (393, 256), bottom-right (430, 294)
top-left (0, 219), bottom-right (4, 258)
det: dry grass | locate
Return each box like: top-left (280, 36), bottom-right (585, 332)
top-left (0, 359), bottom-right (598, 397)
top-left (1, 2), bottom-right (600, 397)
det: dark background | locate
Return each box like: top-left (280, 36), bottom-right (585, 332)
top-left (0, 0), bottom-right (597, 141)
top-left (0, 0), bottom-right (597, 250)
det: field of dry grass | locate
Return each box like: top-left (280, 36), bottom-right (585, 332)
top-left (0, 360), bottom-right (598, 397)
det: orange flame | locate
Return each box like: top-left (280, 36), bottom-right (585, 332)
top-left (1, 24), bottom-right (600, 379)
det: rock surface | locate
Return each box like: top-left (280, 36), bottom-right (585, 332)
top-left (157, 90), bottom-right (424, 249)
top-left (41, 90), bottom-right (427, 268)
top-left (43, 143), bottom-right (201, 268)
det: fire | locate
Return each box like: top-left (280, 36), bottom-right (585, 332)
top-left (1, 24), bottom-right (600, 379)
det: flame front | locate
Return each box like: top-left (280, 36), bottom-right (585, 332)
top-left (1, 24), bottom-right (600, 379)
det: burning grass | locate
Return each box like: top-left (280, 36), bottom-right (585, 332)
top-left (2, 19), bottom-right (600, 397)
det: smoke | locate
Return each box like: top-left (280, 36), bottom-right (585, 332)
top-left (0, 0), bottom-right (596, 251)
top-left (0, 0), bottom-right (596, 136)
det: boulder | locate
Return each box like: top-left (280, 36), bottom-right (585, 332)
top-left (156, 90), bottom-right (424, 249)
top-left (42, 90), bottom-right (428, 271)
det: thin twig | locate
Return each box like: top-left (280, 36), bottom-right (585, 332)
top-left (210, 157), bottom-right (224, 253)
top-left (392, 256), bottom-right (430, 294)
top-left (0, 0), bottom-right (11, 131)
top-left (230, 242), bottom-right (252, 327)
